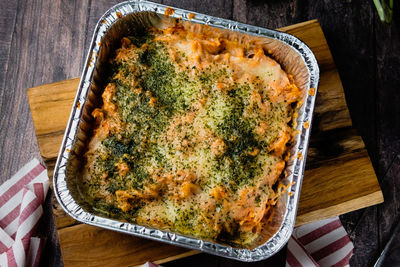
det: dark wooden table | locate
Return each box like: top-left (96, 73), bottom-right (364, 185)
top-left (0, 0), bottom-right (399, 266)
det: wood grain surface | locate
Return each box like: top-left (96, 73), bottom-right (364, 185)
top-left (1, 0), bottom-right (399, 266)
top-left (27, 19), bottom-right (384, 266)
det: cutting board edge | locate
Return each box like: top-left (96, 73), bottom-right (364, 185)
top-left (151, 250), bottom-right (201, 266)
top-left (295, 190), bottom-right (384, 226)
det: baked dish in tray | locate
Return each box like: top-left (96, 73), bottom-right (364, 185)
top-left (81, 21), bottom-right (302, 246)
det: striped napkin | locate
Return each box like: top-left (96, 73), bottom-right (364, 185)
top-left (0, 159), bottom-right (49, 267)
top-left (286, 217), bottom-right (354, 267)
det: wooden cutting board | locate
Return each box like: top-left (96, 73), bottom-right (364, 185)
top-left (27, 20), bottom-right (383, 266)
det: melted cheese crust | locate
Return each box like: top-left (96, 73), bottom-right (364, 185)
top-left (82, 22), bottom-right (301, 246)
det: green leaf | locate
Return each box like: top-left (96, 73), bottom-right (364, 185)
top-left (373, 0), bottom-right (393, 23)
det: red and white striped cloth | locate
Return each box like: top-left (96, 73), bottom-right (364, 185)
top-left (286, 217), bottom-right (354, 267)
top-left (0, 159), bottom-right (49, 267)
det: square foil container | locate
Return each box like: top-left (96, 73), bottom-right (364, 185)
top-left (53, 0), bottom-right (319, 262)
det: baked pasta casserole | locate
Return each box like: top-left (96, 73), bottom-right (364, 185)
top-left (82, 22), bottom-right (302, 246)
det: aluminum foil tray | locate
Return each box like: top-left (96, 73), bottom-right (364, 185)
top-left (53, 0), bottom-right (319, 262)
